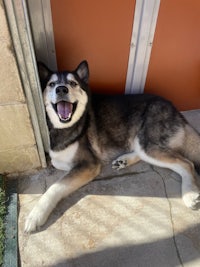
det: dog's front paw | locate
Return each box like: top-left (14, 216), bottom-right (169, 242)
top-left (182, 190), bottom-right (200, 209)
top-left (25, 205), bottom-right (48, 233)
top-left (112, 158), bottom-right (128, 170)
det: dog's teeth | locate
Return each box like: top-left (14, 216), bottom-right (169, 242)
top-left (58, 113), bottom-right (72, 121)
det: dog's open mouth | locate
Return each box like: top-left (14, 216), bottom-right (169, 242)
top-left (53, 101), bottom-right (77, 122)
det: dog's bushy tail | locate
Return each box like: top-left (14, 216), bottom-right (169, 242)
top-left (184, 125), bottom-right (200, 174)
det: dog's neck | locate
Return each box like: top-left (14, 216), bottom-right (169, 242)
top-left (48, 112), bottom-right (89, 152)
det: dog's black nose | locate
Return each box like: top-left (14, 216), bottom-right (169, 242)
top-left (56, 86), bottom-right (68, 95)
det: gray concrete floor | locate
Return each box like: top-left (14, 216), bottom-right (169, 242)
top-left (18, 110), bottom-right (200, 267)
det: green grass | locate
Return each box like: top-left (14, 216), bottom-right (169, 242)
top-left (0, 176), bottom-right (6, 266)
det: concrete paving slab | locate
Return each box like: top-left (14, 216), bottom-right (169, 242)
top-left (153, 166), bottom-right (200, 267)
top-left (18, 111), bottom-right (200, 267)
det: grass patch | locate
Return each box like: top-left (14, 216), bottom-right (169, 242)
top-left (0, 176), bottom-right (6, 266)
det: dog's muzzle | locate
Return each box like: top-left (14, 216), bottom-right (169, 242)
top-left (52, 86), bottom-right (77, 122)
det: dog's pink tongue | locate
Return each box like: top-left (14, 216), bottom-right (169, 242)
top-left (57, 101), bottom-right (73, 120)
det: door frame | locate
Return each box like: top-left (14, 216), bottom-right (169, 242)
top-left (27, 0), bottom-right (160, 94)
top-left (3, 0), bottom-right (49, 167)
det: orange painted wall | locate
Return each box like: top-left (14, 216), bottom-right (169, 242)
top-left (51, 0), bottom-right (135, 94)
top-left (145, 0), bottom-right (200, 111)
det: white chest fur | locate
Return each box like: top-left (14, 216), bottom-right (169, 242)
top-left (49, 142), bottom-right (79, 171)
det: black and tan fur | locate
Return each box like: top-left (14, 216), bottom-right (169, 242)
top-left (25, 61), bottom-right (200, 232)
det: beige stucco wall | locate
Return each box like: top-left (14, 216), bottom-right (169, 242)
top-left (0, 2), bottom-right (41, 173)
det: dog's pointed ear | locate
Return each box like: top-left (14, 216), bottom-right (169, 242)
top-left (75, 60), bottom-right (89, 84)
top-left (37, 62), bottom-right (53, 90)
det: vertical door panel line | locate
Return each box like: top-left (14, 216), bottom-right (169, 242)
top-left (125, 0), bottom-right (161, 94)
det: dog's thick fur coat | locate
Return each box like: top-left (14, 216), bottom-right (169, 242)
top-left (25, 61), bottom-right (200, 233)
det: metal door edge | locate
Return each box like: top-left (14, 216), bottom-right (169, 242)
top-left (125, 0), bottom-right (161, 94)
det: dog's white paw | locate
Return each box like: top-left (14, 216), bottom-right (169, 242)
top-left (182, 190), bottom-right (200, 209)
top-left (112, 158), bottom-right (128, 170)
top-left (25, 205), bottom-right (48, 233)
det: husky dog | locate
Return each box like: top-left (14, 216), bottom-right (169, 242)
top-left (25, 61), bottom-right (200, 232)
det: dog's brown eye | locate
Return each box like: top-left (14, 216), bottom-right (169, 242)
top-left (49, 82), bottom-right (56, 87)
top-left (69, 81), bottom-right (78, 87)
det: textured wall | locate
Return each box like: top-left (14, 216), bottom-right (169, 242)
top-left (0, 2), bottom-right (41, 173)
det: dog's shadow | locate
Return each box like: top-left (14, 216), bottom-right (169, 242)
top-left (18, 161), bottom-right (200, 233)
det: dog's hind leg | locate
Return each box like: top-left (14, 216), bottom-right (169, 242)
top-left (134, 138), bottom-right (200, 209)
top-left (25, 163), bottom-right (101, 233)
top-left (112, 152), bottom-right (140, 170)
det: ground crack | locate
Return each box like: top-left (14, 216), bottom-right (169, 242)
top-left (94, 170), bottom-right (149, 182)
top-left (152, 166), bottom-right (184, 267)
